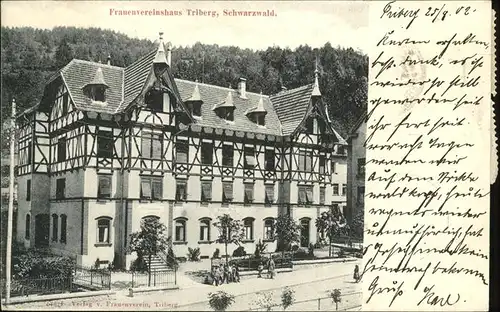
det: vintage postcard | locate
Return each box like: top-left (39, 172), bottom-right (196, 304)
top-left (0, 0), bottom-right (495, 311)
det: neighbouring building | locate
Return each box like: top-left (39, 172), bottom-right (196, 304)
top-left (346, 112), bottom-right (366, 224)
top-left (15, 34), bottom-right (347, 269)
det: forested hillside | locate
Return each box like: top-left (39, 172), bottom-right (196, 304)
top-left (1, 26), bottom-right (367, 142)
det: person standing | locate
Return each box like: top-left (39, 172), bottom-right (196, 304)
top-left (257, 261), bottom-right (264, 278)
top-left (267, 256), bottom-right (276, 279)
top-left (353, 264), bottom-right (360, 283)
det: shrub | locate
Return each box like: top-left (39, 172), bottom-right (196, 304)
top-left (253, 291), bottom-right (275, 311)
top-left (12, 251), bottom-right (75, 279)
top-left (212, 248), bottom-right (220, 259)
top-left (254, 240), bottom-right (268, 259)
top-left (167, 247), bottom-right (179, 268)
top-left (232, 246), bottom-right (246, 257)
top-left (291, 245), bottom-right (299, 252)
top-left (208, 291), bottom-right (235, 311)
top-left (330, 289), bottom-right (342, 311)
top-left (187, 247), bottom-right (201, 262)
top-left (130, 253), bottom-right (148, 272)
top-left (281, 287), bottom-right (295, 310)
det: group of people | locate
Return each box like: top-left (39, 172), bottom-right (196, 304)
top-left (210, 262), bottom-right (240, 286)
top-left (257, 256), bottom-right (276, 279)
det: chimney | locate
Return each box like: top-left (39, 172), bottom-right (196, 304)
top-left (107, 54), bottom-right (111, 66)
top-left (238, 78), bottom-right (247, 99)
top-left (166, 42), bottom-right (172, 66)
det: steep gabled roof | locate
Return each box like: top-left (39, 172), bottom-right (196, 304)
top-left (270, 84), bottom-right (314, 136)
top-left (122, 49), bottom-right (157, 107)
top-left (60, 60), bottom-right (123, 113)
top-left (175, 79), bottom-right (282, 136)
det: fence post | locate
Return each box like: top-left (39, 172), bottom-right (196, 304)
top-left (131, 272), bottom-right (134, 288)
top-left (90, 269), bottom-right (93, 286)
top-left (153, 269), bottom-right (156, 287)
top-left (174, 266), bottom-right (177, 285)
top-left (318, 298), bottom-right (321, 310)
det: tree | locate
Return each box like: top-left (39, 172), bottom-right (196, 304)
top-left (213, 214), bottom-right (244, 263)
top-left (315, 206), bottom-right (347, 257)
top-left (55, 38), bottom-right (74, 69)
top-left (208, 291), bottom-right (235, 311)
top-left (281, 287), bottom-right (295, 310)
top-left (254, 291), bottom-right (275, 311)
top-left (274, 214), bottom-right (301, 256)
top-left (128, 217), bottom-right (170, 286)
top-left (330, 289), bottom-right (342, 311)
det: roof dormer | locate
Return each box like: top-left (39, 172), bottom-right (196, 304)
top-left (83, 67), bottom-right (109, 103)
top-left (185, 82), bottom-right (203, 117)
top-left (246, 92), bottom-right (267, 126)
top-left (212, 88), bottom-right (235, 121)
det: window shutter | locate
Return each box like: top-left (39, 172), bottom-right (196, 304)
top-left (223, 182), bottom-right (233, 200)
top-left (141, 181), bottom-right (151, 198)
top-left (152, 134), bottom-right (163, 158)
top-left (201, 182), bottom-right (212, 200)
top-left (141, 134), bottom-right (151, 158)
top-left (98, 176), bottom-right (111, 198)
top-left (244, 184), bottom-right (254, 202)
top-left (298, 187), bottom-right (306, 204)
top-left (305, 187), bottom-right (313, 204)
top-left (152, 180), bottom-right (163, 199)
top-left (265, 186), bottom-right (274, 203)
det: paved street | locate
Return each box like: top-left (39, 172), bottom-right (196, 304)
top-left (6, 260), bottom-right (362, 311)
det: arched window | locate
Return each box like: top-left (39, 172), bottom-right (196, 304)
top-left (263, 218), bottom-right (275, 241)
top-left (243, 217), bottom-right (255, 241)
top-left (51, 214), bottom-right (59, 242)
top-left (96, 217), bottom-right (112, 244)
top-left (199, 218), bottom-right (211, 242)
top-left (25, 214), bottom-right (30, 240)
top-left (174, 218), bottom-right (187, 242)
top-left (60, 214), bottom-right (67, 243)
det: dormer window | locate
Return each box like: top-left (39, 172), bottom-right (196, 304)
top-left (92, 86), bottom-right (106, 102)
top-left (186, 84), bottom-right (203, 117)
top-left (84, 67), bottom-right (109, 104)
top-left (213, 90), bottom-right (235, 122)
top-left (246, 92), bottom-right (267, 126)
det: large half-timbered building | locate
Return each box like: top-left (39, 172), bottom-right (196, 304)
top-left (16, 34), bottom-right (348, 268)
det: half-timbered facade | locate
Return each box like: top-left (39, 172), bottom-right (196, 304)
top-left (16, 34), bottom-right (348, 268)
top-left (346, 113), bottom-right (366, 223)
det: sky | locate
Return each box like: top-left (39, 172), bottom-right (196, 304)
top-left (1, 1), bottom-right (369, 52)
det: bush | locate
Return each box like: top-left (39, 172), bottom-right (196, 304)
top-left (188, 247), bottom-right (201, 262)
top-left (281, 287), bottom-right (296, 310)
top-left (12, 251), bottom-right (75, 279)
top-left (208, 291), bottom-right (235, 311)
top-left (291, 245), bottom-right (299, 252)
top-left (232, 246), bottom-right (246, 257)
top-left (167, 247), bottom-right (179, 268)
top-left (212, 248), bottom-right (220, 259)
top-left (130, 253), bottom-right (148, 272)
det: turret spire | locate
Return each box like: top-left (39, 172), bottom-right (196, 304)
top-left (153, 32), bottom-right (168, 64)
top-left (312, 55), bottom-right (321, 97)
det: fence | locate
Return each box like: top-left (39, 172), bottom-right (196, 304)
top-left (1, 264), bottom-right (111, 298)
top-left (248, 291), bottom-right (363, 311)
top-left (130, 268), bottom-right (177, 288)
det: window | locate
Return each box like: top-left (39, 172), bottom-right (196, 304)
top-left (201, 142), bottom-right (213, 165)
top-left (201, 181), bottom-right (212, 202)
top-left (222, 182), bottom-right (233, 203)
top-left (176, 139), bottom-right (189, 163)
top-left (62, 93), bottom-right (69, 115)
top-left (188, 102), bottom-right (202, 117)
top-left (357, 186), bottom-right (365, 204)
top-left (199, 218), bottom-right (211, 241)
top-left (338, 145), bottom-right (345, 155)
top-left (244, 183), bottom-right (254, 204)
top-left (319, 156), bottom-right (325, 174)
top-left (218, 108), bottom-right (234, 121)
top-left (264, 218), bottom-right (274, 240)
top-left (305, 118), bottom-right (314, 133)
top-left (333, 184), bottom-right (339, 195)
top-left (342, 184), bottom-right (347, 196)
top-left (26, 179), bottom-right (31, 201)
top-left (320, 187), bottom-right (325, 205)
top-left (175, 218), bottom-right (186, 242)
top-left (256, 114), bottom-right (265, 126)
top-left (52, 214), bottom-right (58, 242)
top-left (25, 214), bottom-right (30, 239)
top-left (145, 90), bottom-right (163, 112)
top-left (331, 160), bottom-right (336, 174)
top-left (97, 130), bottom-right (113, 158)
top-left (244, 147), bottom-right (256, 169)
top-left (141, 132), bottom-right (163, 159)
top-left (175, 179), bottom-right (187, 201)
top-left (27, 143), bottom-right (32, 164)
top-left (298, 150), bottom-right (312, 172)
top-left (357, 158), bottom-right (366, 177)
top-left (265, 185), bottom-right (274, 205)
top-left (298, 186), bottom-right (313, 205)
top-left (140, 176), bottom-right (163, 200)
top-left (93, 86), bottom-right (106, 102)
top-left (305, 151), bottom-right (312, 172)
top-left (222, 144), bottom-right (233, 167)
top-left (98, 175), bottom-right (112, 198)
top-left (243, 218), bottom-right (254, 240)
top-left (265, 149), bottom-right (275, 171)
top-left (56, 178), bottom-right (66, 199)
top-left (97, 217), bottom-right (111, 243)
top-left (60, 214), bottom-right (67, 243)
top-left (57, 138), bottom-right (66, 162)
